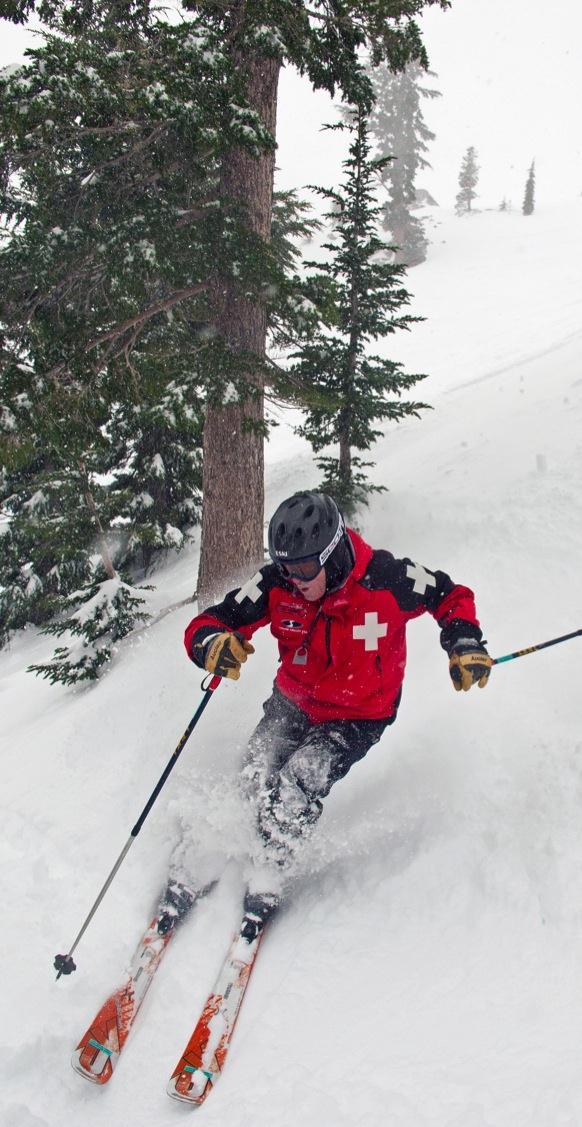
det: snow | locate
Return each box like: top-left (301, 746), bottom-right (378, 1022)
top-left (0, 63), bottom-right (23, 79)
top-left (150, 454), bottom-right (165, 478)
top-left (23, 490), bottom-right (47, 512)
top-left (222, 381), bottom-right (240, 404)
top-left (2, 205), bottom-right (582, 1125)
top-left (130, 492), bottom-right (155, 511)
top-left (163, 524), bottom-right (183, 549)
top-left (1, 406), bottom-right (17, 431)
top-left (80, 170), bottom-right (99, 188)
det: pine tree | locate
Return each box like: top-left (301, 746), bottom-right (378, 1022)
top-left (523, 159), bottom-right (536, 216)
top-left (190, 0), bottom-right (449, 605)
top-left (368, 62), bottom-right (440, 266)
top-left (0, 4), bottom-right (319, 674)
top-left (0, 1), bottom-right (233, 672)
top-left (455, 146), bottom-right (479, 215)
top-left (2, 0), bottom-right (450, 634)
top-left (28, 577), bottom-right (150, 685)
top-left (290, 107), bottom-right (429, 515)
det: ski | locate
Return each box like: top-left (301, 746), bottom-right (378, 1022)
top-left (72, 880), bottom-right (209, 1084)
top-left (167, 904), bottom-right (273, 1105)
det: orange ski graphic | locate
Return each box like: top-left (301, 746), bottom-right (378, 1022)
top-left (167, 929), bottom-right (264, 1105)
top-left (72, 915), bottom-right (175, 1083)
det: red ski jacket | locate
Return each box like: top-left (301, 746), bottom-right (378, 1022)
top-left (184, 529), bottom-right (483, 723)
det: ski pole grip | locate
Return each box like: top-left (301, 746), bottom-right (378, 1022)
top-left (203, 674), bottom-right (222, 691)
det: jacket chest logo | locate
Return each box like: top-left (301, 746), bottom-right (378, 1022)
top-left (353, 612), bottom-right (388, 651)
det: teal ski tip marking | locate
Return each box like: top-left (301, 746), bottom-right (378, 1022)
top-left (88, 1038), bottom-right (112, 1056)
top-left (184, 1065), bottom-right (214, 1081)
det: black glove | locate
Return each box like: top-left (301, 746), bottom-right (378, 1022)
top-left (449, 642), bottom-right (493, 692)
top-left (199, 631), bottom-right (255, 681)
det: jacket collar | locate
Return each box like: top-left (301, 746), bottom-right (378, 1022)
top-left (321, 528), bottom-right (372, 613)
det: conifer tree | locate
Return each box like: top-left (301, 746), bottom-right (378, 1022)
top-left (368, 62), bottom-right (440, 266)
top-left (0, 1), bottom-right (238, 675)
top-left (523, 159), bottom-right (536, 216)
top-left (188, 0), bottom-right (450, 604)
top-left (2, 0), bottom-right (449, 662)
top-left (455, 146), bottom-right (479, 215)
top-left (290, 107), bottom-right (429, 515)
top-left (0, 3), bottom-right (319, 677)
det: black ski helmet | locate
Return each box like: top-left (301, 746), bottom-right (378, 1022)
top-left (268, 491), bottom-right (355, 593)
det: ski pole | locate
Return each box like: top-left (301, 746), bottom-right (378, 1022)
top-left (493, 627), bottom-right (582, 666)
top-left (54, 673), bottom-right (222, 980)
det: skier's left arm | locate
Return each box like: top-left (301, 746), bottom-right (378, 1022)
top-left (386, 553), bottom-right (493, 693)
top-left (414, 561), bottom-right (493, 692)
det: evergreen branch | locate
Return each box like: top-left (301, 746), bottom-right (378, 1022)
top-left (78, 122), bottom-right (171, 179)
top-left (85, 282), bottom-right (210, 353)
top-left (175, 204), bottom-right (217, 227)
top-left (11, 121), bottom-right (145, 164)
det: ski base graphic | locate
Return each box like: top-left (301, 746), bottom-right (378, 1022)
top-left (72, 881), bottom-right (202, 1084)
top-left (167, 924), bottom-right (265, 1105)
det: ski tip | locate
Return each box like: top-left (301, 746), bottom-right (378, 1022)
top-left (71, 1043), bottom-right (117, 1085)
top-left (167, 1066), bottom-right (214, 1105)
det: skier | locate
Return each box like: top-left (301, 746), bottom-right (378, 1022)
top-left (183, 491), bottom-right (492, 940)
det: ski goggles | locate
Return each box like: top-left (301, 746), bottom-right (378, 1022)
top-left (275, 555), bottom-right (323, 581)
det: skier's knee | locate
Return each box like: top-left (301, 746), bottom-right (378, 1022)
top-left (257, 768), bottom-right (323, 845)
top-left (285, 744), bottom-right (333, 803)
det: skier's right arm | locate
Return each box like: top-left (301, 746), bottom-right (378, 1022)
top-left (184, 565), bottom-right (277, 677)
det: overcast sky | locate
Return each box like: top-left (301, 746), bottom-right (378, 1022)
top-left (277, 0), bottom-right (582, 209)
top-left (2, 1), bottom-right (581, 209)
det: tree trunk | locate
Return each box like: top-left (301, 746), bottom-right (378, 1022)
top-left (197, 29), bottom-right (280, 608)
top-left (339, 430), bottom-right (351, 478)
top-left (79, 460), bottom-right (117, 580)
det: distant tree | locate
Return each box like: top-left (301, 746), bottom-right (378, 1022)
top-left (499, 196), bottom-right (510, 212)
top-left (368, 62), bottom-right (440, 266)
top-left (522, 159), bottom-right (536, 216)
top-left (455, 146), bottom-right (479, 215)
top-left (290, 107), bottom-right (429, 515)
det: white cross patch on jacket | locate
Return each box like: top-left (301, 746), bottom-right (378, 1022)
top-left (234, 571), bottom-right (263, 604)
top-left (353, 612), bottom-right (388, 651)
top-left (406, 562), bottom-right (436, 596)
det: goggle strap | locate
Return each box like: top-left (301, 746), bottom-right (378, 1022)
top-left (319, 517), bottom-right (345, 566)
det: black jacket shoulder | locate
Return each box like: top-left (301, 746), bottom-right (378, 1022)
top-left (199, 562), bottom-right (280, 632)
top-left (359, 550), bottom-right (457, 614)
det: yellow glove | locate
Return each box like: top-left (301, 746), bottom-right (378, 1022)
top-left (449, 645), bottom-right (493, 692)
top-left (203, 632), bottom-right (255, 680)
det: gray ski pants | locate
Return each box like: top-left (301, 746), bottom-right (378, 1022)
top-left (240, 687), bottom-right (394, 866)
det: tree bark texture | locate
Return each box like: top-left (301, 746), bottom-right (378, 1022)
top-left (197, 36), bottom-right (280, 608)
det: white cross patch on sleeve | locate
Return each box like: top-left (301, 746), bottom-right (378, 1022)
top-left (353, 612), bottom-right (388, 651)
top-left (406, 562), bottom-right (437, 596)
top-left (234, 571), bottom-right (264, 604)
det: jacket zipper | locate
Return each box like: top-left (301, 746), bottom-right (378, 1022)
top-left (296, 607), bottom-right (333, 669)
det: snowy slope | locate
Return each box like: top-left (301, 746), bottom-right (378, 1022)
top-left (2, 203), bottom-right (582, 1127)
